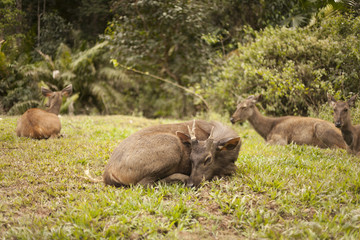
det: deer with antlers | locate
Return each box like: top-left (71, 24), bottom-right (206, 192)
top-left (103, 120), bottom-right (241, 187)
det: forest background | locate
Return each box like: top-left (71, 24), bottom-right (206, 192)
top-left (1, 0), bottom-right (360, 119)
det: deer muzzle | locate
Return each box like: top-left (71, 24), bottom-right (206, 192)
top-left (335, 121), bottom-right (341, 128)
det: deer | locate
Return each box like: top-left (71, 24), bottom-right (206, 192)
top-left (327, 94), bottom-right (360, 155)
top-left (102, 119), bottom-right (241, 187)
top-left (230, 95), bottom-right (346, 149)
top-left (16, 84), bottom-right (73, 139)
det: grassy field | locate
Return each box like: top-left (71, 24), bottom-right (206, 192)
top-left (1, 114), bottom-right (360, 239)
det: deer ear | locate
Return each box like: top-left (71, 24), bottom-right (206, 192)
top-left (248, 94), bottom-right (261, 104)
top-left (41, 87), bottom-right (53, 97)
top-left (217, 137), bottom-right (241, 151)
top-left (61, 84), bottom-right (73, 97)
top-left (236, 95), bottom-right (243, 104)
top-left (327, 93), bottom-right (336, 108)
top-left (176, 131), bottom-right (191, 145)
top-left (254, 94), bottom-right (263, 102)
top-left (347, 94), bottom-right (357, 108)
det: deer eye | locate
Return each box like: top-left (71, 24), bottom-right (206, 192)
top-left (204, 156), bottom-right (212, 165)
top-left (344, 108), bottom-right (348, 112)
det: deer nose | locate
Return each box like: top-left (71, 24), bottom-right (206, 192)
top-left (186, 179), bottom-right (195, 188)
top-left (230, 117), bottom-right (235, 124)
top-left (335, 121), bottom-right (341, 128)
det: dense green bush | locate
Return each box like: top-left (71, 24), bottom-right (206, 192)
top-left (205, 14), bottom-right (360, 117)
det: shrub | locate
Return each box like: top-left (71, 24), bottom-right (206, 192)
top-left (205, 14), bottom-right (360, 117)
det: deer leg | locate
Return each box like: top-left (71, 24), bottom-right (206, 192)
top-left (49, 134), bottom-right (60, 139)
top-left (267, 134), bottom-right (287, 145)
top-left (160, 173), bottom-right (190, 184)
top-left (314, 123), bottom-right (346, 149)
top-left (137, 176), bottom-right (158, 186)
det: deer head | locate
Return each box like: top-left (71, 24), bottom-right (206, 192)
top-left (230, 95), bottom-right (262, 124)
top-left (41, 84), bottom-right (72, 114)
top-left (177, 120), bottom-right (240, 187)
top-left (328, 93), bottom-right (357, 128)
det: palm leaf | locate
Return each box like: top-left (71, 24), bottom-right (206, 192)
top-left (55, 43), bottom-right (73, 70)
top-left (8, 100), bottom-right (41, 115)
top-left (70, 41), bottom-right (108, 71)
top-left (59, 70), bottom-right (76, 82)
top-left (19, 63), bottom-right (52, 81)
top-left (60, 93), bottom-right (79, 114)
top-left (90, 82), bottom-right (128, 114)
top-left (98, 67), bottom-right (132, 85)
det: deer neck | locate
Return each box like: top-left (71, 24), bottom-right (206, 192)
top-left (247, 107), bottom-right (277, 140)
top-left (340, 120), bottom-right (356, 146)
top-left (46, 102), bottom-right (61, 115)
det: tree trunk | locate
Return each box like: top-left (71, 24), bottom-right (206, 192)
top-left (37, 0), bottom-right (40, 47)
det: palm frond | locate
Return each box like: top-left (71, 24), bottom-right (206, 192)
top-left (8, 100), bottom-right (41, 115)
top-left (308, 4), bottom-right (338, 27)
top-left (55, 43), bottom-right (72, 70)
top-left (19, 63), bottom-right (52, 81)
top-left (320, 4), bottom-right (337, 18)
top-left (60, 93), bottom-right (79, 114)
top-left (90, 81), bottom-right (128, 114)
top-left (291, 15), bottom-right (307, 27)
top-left (98, 67), bottom-right (132, 85)
top-left (60, 70), bottom-right (76, 82)
top-left (70, 41), bottom-right (108, 71)
top-left (282, 14), bottom-right (307, 27)
top-left (336, 0), bottom-right (357, 7)
top-left (36, 49), bottom-right (55, 70)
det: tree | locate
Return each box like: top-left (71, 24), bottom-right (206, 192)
top-left (105, 0), bottom-right (215, 117)
top-left (7, 41), bottom-right (133, 115)
top-left (205, 14), bottom-right (360, 117)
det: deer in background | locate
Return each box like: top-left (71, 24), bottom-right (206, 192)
top-left (230, 95), bottom-right (346, 149)
top-left (103, 120), bottom-right (241, 187)
top-left (16, 84), bottom-right (72, 139)
top-left (328, 94), bottom-right (360, 156)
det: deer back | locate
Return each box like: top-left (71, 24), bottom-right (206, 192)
top-left (16, 108), bottom-right (61, 139)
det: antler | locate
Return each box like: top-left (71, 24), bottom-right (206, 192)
top-left (187, 119), bottom-right (197, 142)
top-left (208, 126), bottom-right (214, 140)
top-left (206, 126), bottom-right (215, 147)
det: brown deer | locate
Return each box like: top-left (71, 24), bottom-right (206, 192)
top-left (16, 84), bottom-right (72, 139)
top-left (230, 95), bottom-right (346, 149)
top-left (103, 120), bottom-right (241, 187)
top-left (328, 94), bottom-right (360, 155)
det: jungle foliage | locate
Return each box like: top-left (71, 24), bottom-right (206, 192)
top-left (206, 13), bottom-right (360, 116)
top-left (0, 0), bottom-right (359, 117)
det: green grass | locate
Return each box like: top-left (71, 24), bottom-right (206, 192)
top-left (1, 115), bottom-right (360, 239)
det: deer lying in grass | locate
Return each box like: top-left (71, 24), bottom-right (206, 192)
top-left (230, 95), bottom-right (346, 149)
top-left (103, 120), bottom-right (241, 187)
top-left (328, 94), bottom-right (360, 155)
top-left (16, 84), bottom-right (72, 139)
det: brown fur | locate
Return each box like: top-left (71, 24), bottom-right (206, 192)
top-left (328, 94), bottom-right (360, 155)
top-left (103, 120), bottom-right (241, 187)
top-left (16, 84), bottom-right (72, 139)
top-left (230, 95), bottom-right (346, 149)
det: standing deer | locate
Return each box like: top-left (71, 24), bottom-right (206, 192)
top-left (103, 120), bottom-right (241, 187)
top-left (230, 95), bottom-right (346, 149)
top-left (328, 94), bottom-right (360, 155)
top-left (16, 84), bottom-right (72, 139)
